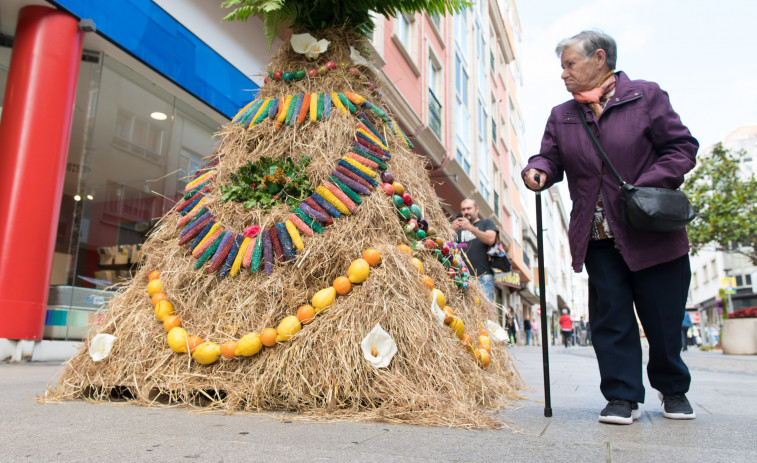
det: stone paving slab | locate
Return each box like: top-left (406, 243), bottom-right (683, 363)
top-left (1, 346), bottom-right (756, 462)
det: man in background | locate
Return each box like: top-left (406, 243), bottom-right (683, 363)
top-left (452, 198), bottom-right (498, 304)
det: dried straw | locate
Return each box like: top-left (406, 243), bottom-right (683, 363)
top-left (49, 31), bottom-right (523, 429)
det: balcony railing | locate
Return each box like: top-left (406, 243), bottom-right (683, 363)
top-left (429, 88), bottom-right (442, 139)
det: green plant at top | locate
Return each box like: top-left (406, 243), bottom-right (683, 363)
top-left (220, 155), bottom-right (314, 212)
top-left (683, 143), bottom-right (757, 265)
top-left (220, 0), bottom-right (471, 48)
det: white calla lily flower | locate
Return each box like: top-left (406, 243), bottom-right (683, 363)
top-left (361, 323), bottom-right (397, 368)
top-left (350, 46), bottom-right (369, 66)
top-left (290, 33), bottom-right (330, 60)
top-left (88, 333), bottom-right (116, 361)
top-left (430, 292), bottom-right (446, 325)
top-left (485, 320), bottom-right (508, 342)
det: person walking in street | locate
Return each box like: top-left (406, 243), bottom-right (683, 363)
top-left (559, 310), bottom-right (573, 348)
top-left (522, 30), bottom-right (697, 424)
top-left (452, 199), bottom-right (499, 305)
top-left (523, 317), bottom-right (532, 346)
top-left (681, 311), bottom-right (692, 351)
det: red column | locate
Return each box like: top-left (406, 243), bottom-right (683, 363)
top-left (0, 6), bottom-right (84, 340)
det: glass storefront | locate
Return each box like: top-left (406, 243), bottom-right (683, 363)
top-left (1, 41), bottom-right (227, 339)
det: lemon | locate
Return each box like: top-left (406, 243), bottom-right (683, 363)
top-left (235, 333), bottom-right (263, 356)
top-left (347, 258), bottom-right (370, 284)
top-left (449, 317), bottom-right (465, 339)
top-left (311, 287), bottom-right (336, 313)
top-left (154, 300), bottom-right (175, 321)
top-left (429, 289), bottom-right (445, 307)
top-left (276, 315), bottom-right (302, 342)
top-left (167, 327), bottom-right (189, 353)
top-left (410, 258), bottom-right (424, 274)
top-left (192, 342), bottom-right (221, 365)
top-left (147, 279), bottom-right (163, 296)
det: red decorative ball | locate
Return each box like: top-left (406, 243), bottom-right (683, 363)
top-left (272, 71), bottom-right (283, 81)
top-left (425, 239), bottom-right (436, 250)
top-left (442, 245), bottom-right (450, 257)
top-left (381, 183), bottom-right (394, 196)
top-left (402, 193), bottom-right (412, 206)
top-left (448, 268), bottom-right (457, 278)
top-left (326, 61), bottom-right (337, 70)
top-left (307, 69), bottom-right (319, 77)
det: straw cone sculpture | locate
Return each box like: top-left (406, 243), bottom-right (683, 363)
top-left (50, 29), bottom-right (522, 429)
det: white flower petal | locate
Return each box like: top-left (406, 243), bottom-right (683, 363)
top-left (88, 333), bottom-right (116, 362)
top-left (290, 33), bottom-right (317, 54)
top-left (485, 320), bottom-right (508, 342)
top-left (350, 46), bottom-right (369, 66)
top-left (430, 294), bottom-right (446, 325)
top-left (361, 323), bottom-right (397, 368)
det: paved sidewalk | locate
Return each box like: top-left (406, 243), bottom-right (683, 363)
top-left (1, 345), bottom-right (755, 462)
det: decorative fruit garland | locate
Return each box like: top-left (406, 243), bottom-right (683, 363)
top-left (146, 244), bottom-right (490, 368)
top-left (145, 248), bottom-right (382, 365)
top-left (262, 60), bottom-right (382, 96)
top-left (394, 244), bottom-right (491, 368)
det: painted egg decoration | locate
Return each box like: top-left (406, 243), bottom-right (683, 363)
top-left (398, 206), bottom-right (411, 220)
top-left (380, 171), bottom-right (394, 184)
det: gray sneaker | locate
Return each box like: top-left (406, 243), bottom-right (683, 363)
top-left (658, 392), bottom-right (696, 419)
top-left (598, 399), bottom-right (641, 425)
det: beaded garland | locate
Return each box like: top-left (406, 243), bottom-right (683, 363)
top-left (263, 60), bottom-right (381, 96)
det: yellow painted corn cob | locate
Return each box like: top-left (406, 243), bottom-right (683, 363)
top-left (278, 94), bottom-right (293, 124)
top-left (285, 220), bottom-right (304, 250)
top-left (230, 236), bottom-right (252, 277)
top-left (342, 156), bottom-right (377, 177)
top-left (330, 92), bottom-right (349, 116)
top-left (310, 92), bottom-right (319, 122)
top-left (316, 185), bottom-right (350, 215)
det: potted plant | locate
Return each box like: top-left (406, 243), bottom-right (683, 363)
top-left (722, 307), bottom-right (757, 355)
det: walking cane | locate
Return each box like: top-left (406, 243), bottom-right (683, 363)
top-left (534, 174), bottom-right (552, 417)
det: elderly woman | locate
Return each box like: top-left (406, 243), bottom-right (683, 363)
top-left (522, 30), bottom-right (698, 425)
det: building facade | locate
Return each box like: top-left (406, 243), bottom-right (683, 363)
top-left (0, 0), bottom-right (269, 347)
top-left (688, 125), bottom-right (757, 345)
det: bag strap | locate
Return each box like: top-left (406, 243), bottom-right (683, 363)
top-left (577, 107), bottom-right (626, 188)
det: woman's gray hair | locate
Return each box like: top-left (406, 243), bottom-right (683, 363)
top-left (555, 30), bottom-right (617, 70)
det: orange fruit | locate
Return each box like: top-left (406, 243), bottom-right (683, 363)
top-left (260, 328), bottom-right (278, 347)
top-left (148, 270), bottom-right (161, 281)
top-left (333, 276), bottom-right (352, 295)
top-left (220, 340), bottom-right (237, 359)
top-left (186, 334), bottom-right (203, 353)
top-left (442, 306), bottom-right (455, 324)
top-left (147, 279), bottom-right (163, 296)
top-left (397, 244), bottom-right (412, 256)
top-left (476, 348), bottom-right (490, 368)
top-left (163, 315), bottom-right (181, 332)
top-left (297, 305), bottom-right (316, 324)
top-left (421, 275), bottom-right (434, 290)
top-left (151, 292), bottom-right (167, 307)
top-left (362, 248), bottom-right (381, 267)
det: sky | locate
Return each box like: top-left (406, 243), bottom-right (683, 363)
top-left (514, 0), bottom-right (757, 157)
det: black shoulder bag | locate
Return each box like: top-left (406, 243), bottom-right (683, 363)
top-left (577, 109), bottom-right (695, 233)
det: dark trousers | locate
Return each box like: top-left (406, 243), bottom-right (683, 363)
top-left (584, 240), bottom-right (691, 404)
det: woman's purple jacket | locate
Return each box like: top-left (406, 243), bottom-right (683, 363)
top-left (522, 71), bottom-right (698, 272)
